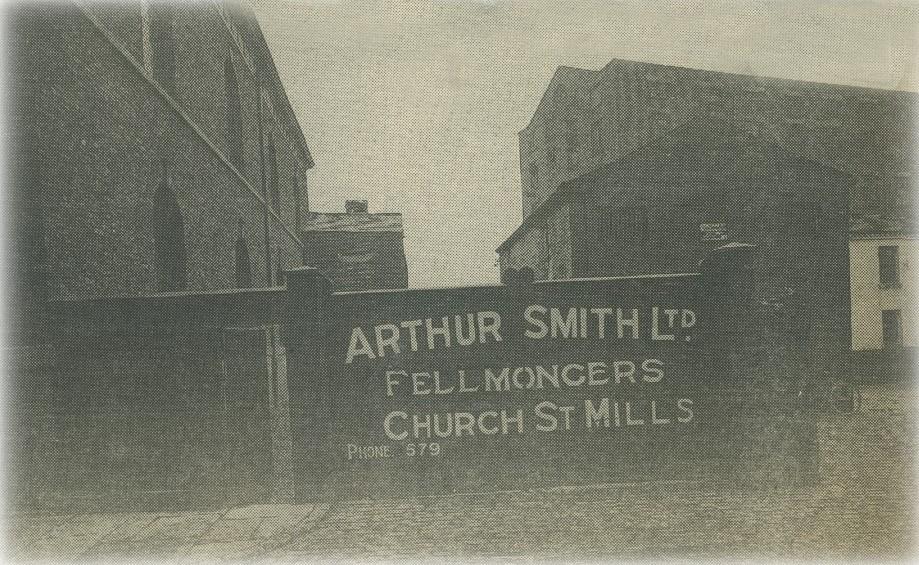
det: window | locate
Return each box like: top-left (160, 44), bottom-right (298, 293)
top-left (882, 310), bottom-right (903, 348)
top-left (293, 176), bottom-right (302, 231)
top-left (153, 164), bottom-right (187, 291)
top-left (149, 4), bottom-right (177, 96)
top-left (224, 56), bottom-right (244, 172)
top-left (268, 138), bottom-right (280, 212)
top-left (234, 232), bottom-right (252, 289)
top-left (878, 245), bottom-right (900, 287)
top-left (275, 249), bottom-right (286, 286)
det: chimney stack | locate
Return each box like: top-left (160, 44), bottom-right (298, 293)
top-left (345, 200), bottom-right (368, 214)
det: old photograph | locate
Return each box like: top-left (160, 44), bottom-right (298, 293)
top-left (3, 0), bottom-right (917, 561)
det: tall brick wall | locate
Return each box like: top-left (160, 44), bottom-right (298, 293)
top-left (8, 289), bottom-right (294, 512)
top-left (283, 253), bottom-right (816, 500)
top-left (8, 2), bottom-right (311, 304)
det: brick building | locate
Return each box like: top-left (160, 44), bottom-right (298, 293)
top-left (300, 200), bottom-right (409, 292)
top-left (499, 59), bottom-right (917, 297)
top-left (514, 59), bottom-right (915, 223)
top-left (6, 1), bottom-right (316, 511)
top-left (500, 120), bottom-right (852, 384)
top-left (8, 1), bottom-right (313, 323)
top-left (497, 59), bottom-right (917, 383)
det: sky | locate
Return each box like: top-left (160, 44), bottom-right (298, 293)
top-left (252, 0), bottom-right (919, 288)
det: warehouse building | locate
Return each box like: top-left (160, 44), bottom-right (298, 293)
top-left (513, 59), bottom-right (915, 225)
top-left (498, 59), bottom-right (917, 383)
top-left (500, 119), bottom-right (852, 383)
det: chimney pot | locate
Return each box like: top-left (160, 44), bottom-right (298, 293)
top-left (345, 200), bottom-right (369, 214)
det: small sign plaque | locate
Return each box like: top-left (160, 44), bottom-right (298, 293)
top-left (700, 222), bottom-right (727, 241)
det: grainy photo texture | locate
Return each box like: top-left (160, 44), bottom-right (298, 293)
top-left (3, 0), bottom-right (917, 562)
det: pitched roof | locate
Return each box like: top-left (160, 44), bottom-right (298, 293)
top-left (498, 117), bottom-right (850, 252)
top-left (301, 212), bottom-right (403, 233)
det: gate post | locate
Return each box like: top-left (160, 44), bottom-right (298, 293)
top-left (282, 267), bottom-right (332, 501)
top-left (700, 242), bottom-right (816, 486)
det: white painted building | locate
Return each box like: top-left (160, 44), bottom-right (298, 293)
top-left (849, 216), bottom-right (917, 351)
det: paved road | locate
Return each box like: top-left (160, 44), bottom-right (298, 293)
top-left (8, 384), bottom-right (915, 562)
top-left (272, 399), bottom-right (915, 562)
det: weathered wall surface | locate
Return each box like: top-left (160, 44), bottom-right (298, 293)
top-left (518, 59), bottom-right (916, 223)
top-left (8, 290), bottom-right (292, 513)
top-left (7, 3), bottom-right (310, 304)
top-left (499, 203), bottom-right (572, 281)
top-left (850, 237), bottom-right (919, 350)
top-left (502, 128), bottom-right (852, 386)
top-left (518, 67), bottom-right (598, 218)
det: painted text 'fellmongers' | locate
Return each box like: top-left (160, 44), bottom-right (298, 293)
top-left (345, 305), bottom-right (696, 363)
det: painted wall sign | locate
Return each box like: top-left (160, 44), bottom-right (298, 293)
top-left (293, 274), bottom-right (753, 497)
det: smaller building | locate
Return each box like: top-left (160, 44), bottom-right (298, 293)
top-left (300, 201), bottom-right (408, 292)
top-left (849, 215), bottom-right (917, 352)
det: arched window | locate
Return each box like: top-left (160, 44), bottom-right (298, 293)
top-left (153, 163), bottom-right (187, 291)
top-left (149, 4), bottom-right (177, 97)
top-left (268, 139), bottom-right (280, 212)
top-left (234, 221), bottom-right (252, 288)
top-left (224, 56), bottom-right (244, 171)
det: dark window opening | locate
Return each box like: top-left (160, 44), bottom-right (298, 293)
top-left (224, 56), bottom-right (244, 172)
top-left (149, 5), bottom-right (177, 97)
top-left (235, 236), bottom-right (252, 289)
top-left (882, 309), bottom-right (903, 348)
top-left (275, 250), bottom-right (286, 286)
top-left (268, 139), bottom-right (280, 212)
top-left (878, 245), bottom-right (900, 287)
top-left (293, 176), bottom-right (302, 231)
top-left (153, 165), bottom-right (187, 291)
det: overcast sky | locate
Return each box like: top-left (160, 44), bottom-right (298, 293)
top-left (252, 0), bottom-right (919, 288)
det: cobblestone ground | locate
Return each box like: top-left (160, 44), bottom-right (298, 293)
top-left (8, 383), bottom-right (916, 562)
